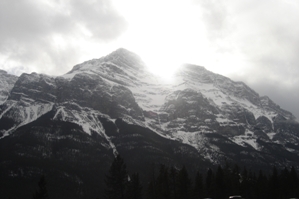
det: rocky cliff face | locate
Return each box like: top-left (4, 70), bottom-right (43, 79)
top-left (0, 70), bottom-right (18, 104)
top-left (0, 48), bottom-right (299, 198)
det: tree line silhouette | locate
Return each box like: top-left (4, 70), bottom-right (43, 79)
top-left (15, 154), bottom-right (299, 199)
top-left (104, 155), bottom-right (299, 199)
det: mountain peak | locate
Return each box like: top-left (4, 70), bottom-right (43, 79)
top-left (103, 48), bottom-right (146, 69)
top-left (0, 69), bottom-right (7, 74)
top-left (112, 47), bottom-right (134, 55)
top-left (105, 48), bottom-right (140, 60)
top-left (67, 48), bottom-right (146, 76)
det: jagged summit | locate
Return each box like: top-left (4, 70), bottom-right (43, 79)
top-left (0, 69), bottom-right (7, 74)
top-left (103, 48), bottom-right (146, 70)
top-left (67, 48), bottom-right (146, 76)
top-left (106, 47), bottom-right (141, 60)
top-left (0, 70), bottom-right (18, 104)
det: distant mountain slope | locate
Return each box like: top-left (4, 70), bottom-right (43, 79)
top-left (0, 70), bottom-right (18, 104)
top-left (0, 48), bottom-right (298, 198)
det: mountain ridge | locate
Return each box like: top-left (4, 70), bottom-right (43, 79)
top-left (0, 48), bottom-right (299, 198)
top-left (1, 48), bottom-right (297, 150)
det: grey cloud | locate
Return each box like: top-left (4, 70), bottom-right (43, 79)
top-left (0, 0), bottom-right (51, 42)
top-left (231, 55), bottom-right (299, 119)
top-left (69, 0), bottom-right (128, 40)
top-left (199, 0), bottom-right (230, 40)
top-left (0, 0), bottom-right (127, 75)
top-left (0, 0), bottom-right (127, 42)
top-left (4, 65), bottom-right (28, 76)
top-left (198, 0), bottom-right (299, 119)
top-left (247, 79), bottom-right (299, 120)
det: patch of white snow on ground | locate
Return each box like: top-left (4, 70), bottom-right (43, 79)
top-left (72, 113), bottom-right (94, 135)
top-left (0, 102), bottom-right (53, 139)
top-left (62, 71), bottom-right (80, 80)
top-left (171, 129), bottom-right (222, 164)
top-left (0, 102), bottom-right (16, 119)
top-left (160, 121), bottom-right (170, 131)
top-left (130, 86), bottom-right (168, 111)
top-left (199, 84), bottom-right (278, 128)
top-left (18, 103), bottom-right (54, 127)
top-left (143, 117), bottom-right (176, 140)
top-left (1, 125), bottom-right (17, 139)
top-left (230, 129), bottom-right (260, 150)
top-left (53, 105), bottom-right (120, 156)
top-left (267, 132), bottom-right (276, 140)
top-left (228, 96), bottom-right (278, 125)
top-left (172, 130), bottom-right (210, 150)
top-left (88, 112), bottom-right (119, 157)
top-left (215, 116), bottom-right (238, 126)
top-left (203, 89), bottom-right (233, 107)
top-left (53, 107), bottom-right (67, 120)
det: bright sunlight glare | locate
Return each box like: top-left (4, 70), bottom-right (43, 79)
top-left (112, 0), bottom-right (211, 80)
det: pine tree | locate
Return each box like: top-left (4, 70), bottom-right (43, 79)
top-left (268, 166), bottom-right (279, 199)
top-left (193, 171), bottom-right (204, 199)
top-left (229, 164), bottom-right (241, 195)
top-left (279, 167), bottom-right (290, 199)
top-left (147, 181), bottom-right (156, 199)
top-left (32, 175), bottom-right (49, 199)
top-left (255, 170), bottom-right (268, 199)
top-left (156, 164), bottom-right (170, 199)
top-left (104, 155), bottom-right (128, 199)
top-left (146, 163), bottom-right (157, 199)
top-left (289, 166), bottom-right (299, 198)
top-left (215, 165), bottom-right (225, 199)
top-left (176, 166), bottom-right (191, 199)
top-left (246, 169), bottom-right (257, 199)
top-left (126, 173), bottom-right (143, 199)
top-left (169, 166), bottom-right (178, 199)
top-left (240, 167), bottom-right (249, 198)
top-left (205, 168), bottom-right (214, 198)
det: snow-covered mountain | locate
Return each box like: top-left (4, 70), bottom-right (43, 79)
top-left (1, 48), bottom-right (299, 198)
top-left (0, 70), bottom-right (18, 104)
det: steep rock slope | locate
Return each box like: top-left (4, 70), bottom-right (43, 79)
top-left (0, 48), bottom-right (299, 198)
top-left (1, 48), bottom-right (298, 165)
top-left (0, 70), bottom-right (18, 104)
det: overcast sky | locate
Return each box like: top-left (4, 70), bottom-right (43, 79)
top-left (0, 0), bottom-right (298, 120)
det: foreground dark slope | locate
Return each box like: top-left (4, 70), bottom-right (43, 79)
top-left (0, 109), bottom-right (211, 198)
top-left (0, 111), bottom-right (112, 198)
top-left (0, 48), bottom-right (299, 198)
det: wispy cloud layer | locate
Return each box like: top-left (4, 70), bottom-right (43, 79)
top-left (197, 0), bottom-right (299, 118)
top-left (0, 0), bottom-right (127, 75)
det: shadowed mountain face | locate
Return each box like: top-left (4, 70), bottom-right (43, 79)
top-left (0, 48), bottom-right (299, 198)
top-left (0, 70), bottom-right (18, 104)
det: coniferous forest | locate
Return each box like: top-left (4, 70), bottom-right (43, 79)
top-left (103, 155), bottom-right (299, 199)
top-left (18, 155), bottom-right (299, 199)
